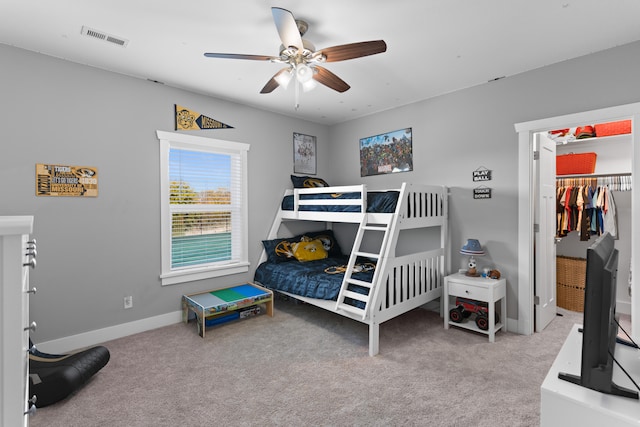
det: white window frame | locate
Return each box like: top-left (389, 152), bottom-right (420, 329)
top-left (156, 130), bottom-right (250, 286)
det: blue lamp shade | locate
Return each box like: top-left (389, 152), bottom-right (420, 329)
top-left (460, 239), bottom-right (485, 256)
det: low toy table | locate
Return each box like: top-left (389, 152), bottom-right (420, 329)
top-left (182, 283), bottom-right (273, 338)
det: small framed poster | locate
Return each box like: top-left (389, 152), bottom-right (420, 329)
top-left (359, 128), bottom-right (413, 177)
top-left (36, 164), bottom-right (98, 197)
top-left (293, 132), bottom-right (317, 175)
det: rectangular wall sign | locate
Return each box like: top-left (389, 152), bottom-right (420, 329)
top-left (473, 167), bottom-right (492, 182)
top-left (36, 164), bottom-right (98, 197)
top-left (473, 186), bottom-right (492, 199)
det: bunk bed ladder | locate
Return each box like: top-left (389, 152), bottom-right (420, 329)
top-left (335, 215), bottom-right (392, 320)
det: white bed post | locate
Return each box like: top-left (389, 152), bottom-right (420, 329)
top-left (442, 186), bottom-right (450, 316)
top-left (369, 321), bottom-right (380, 356)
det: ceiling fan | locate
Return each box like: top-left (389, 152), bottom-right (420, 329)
top-left (204, 7), bottom-right (386, 105)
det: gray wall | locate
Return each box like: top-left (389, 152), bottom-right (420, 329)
top-left (0, 44), bottom-right (328, 343)
top-left (3, 39), bottom-right (640, 343)
top-left (327, 40), bottom-right (640, 320)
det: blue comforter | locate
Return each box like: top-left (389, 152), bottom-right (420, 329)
top-left (254, 256), bottom-right (373, 302)
top-left (281, 190), bottom-right (399, 213)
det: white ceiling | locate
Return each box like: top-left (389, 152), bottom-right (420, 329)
top-left (2, 1), bottom-right (640, 125)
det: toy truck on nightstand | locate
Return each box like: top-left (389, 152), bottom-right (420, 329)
top-left (449, 297), bottom-right (500, 331)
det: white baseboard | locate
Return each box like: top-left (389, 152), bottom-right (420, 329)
top-left (34, 310), bottom-right (183, 354)
top-left (618, 300), bottom-right (631, 316)
top-left (33, 299), bottom-right (571, 354)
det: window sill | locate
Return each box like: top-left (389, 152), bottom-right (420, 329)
top-left (160, 262), bottom-right (249, 286)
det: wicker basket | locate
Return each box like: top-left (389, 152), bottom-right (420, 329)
top-left (556, 256), bottom-right (586, 312)
top-left (556, 152), bottom-right (597, 175)
top-left (594, 120), bottom-right (631, 137)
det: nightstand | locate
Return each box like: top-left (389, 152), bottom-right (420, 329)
top-left (444, 272), bottom-right (507, 342)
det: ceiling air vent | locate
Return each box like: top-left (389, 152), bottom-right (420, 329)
top-left (81, 26), bottom-right (129, 47)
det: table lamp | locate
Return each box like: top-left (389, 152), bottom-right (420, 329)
top-left (460, 239), bottom-right (485, 277)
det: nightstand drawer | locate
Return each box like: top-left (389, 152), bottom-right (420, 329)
top-left (448, 281), bottom-right (490, 301)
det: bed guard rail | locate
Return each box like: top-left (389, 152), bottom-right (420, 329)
top-left (288, 184), bottom-right (368, 212)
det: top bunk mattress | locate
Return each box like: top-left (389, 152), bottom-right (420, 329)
top-left (281, 190), bottom-right (399, 213)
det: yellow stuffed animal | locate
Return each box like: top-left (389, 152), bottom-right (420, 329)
top-left (292, 237), bottom-right (328, 262)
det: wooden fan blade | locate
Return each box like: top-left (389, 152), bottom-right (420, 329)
top-left (313, 66), bottom-right (350, 93)
top-left (320, 40), bottom-right (387, 62)
top-left (272, 7), bottom-right (303, 51)
top-left (260, 68), bottom-right (291, 94)
top-left (204, 53), bottom-right (276, 61)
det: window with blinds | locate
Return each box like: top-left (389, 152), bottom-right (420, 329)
top-left (157, 131), bottom-right (250, 285)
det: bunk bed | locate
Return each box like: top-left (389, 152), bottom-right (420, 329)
top-left (255, 182), bottom-right (448, 356)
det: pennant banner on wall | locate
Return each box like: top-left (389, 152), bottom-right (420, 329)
top-left (174, 105), bottom-right (234, 130)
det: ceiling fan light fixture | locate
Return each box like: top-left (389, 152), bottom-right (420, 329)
top-left (274, 68), bottom-right (293, 89)
top-left (204, 8), bottom-right (387, 101)
top-left (302, 78), bottom-right (317, 92)
top-left (295, 63), bottom-right (314, 84)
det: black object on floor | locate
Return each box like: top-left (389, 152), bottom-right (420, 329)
top-left (29, 340), bottom-right (110, 407)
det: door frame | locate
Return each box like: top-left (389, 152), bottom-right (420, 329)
top-left (534, 131), bottom-right (558, 332)
top-left (515, 102), bottom-right (640, 337)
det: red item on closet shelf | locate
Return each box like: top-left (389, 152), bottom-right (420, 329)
top-left (556, 152), bottom-right (597, 175)
top-left (575, 126), bottom-right (596, 139)
top-left (594, 120), bottom-right (631, 137)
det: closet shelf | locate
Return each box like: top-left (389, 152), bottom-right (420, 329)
top-left (556, 172), bottom-right (631, 179)
top-left (554, 133), bottom-right (630, 146)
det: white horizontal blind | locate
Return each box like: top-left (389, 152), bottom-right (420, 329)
top-left (157, 130), bottom-right (249, 285)
top-left (169, 147), bottom-right (242, 269)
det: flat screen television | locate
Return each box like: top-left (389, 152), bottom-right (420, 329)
top-left (558, 232), bottom-right (638, 398)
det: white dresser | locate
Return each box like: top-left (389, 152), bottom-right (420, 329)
top-left (541, 324), bottom-right (640, 426)
top-left (0, 216), bottom-right (36, 427)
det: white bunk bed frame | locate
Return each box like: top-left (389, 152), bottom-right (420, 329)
top-left (257, 182), bottom-right (448, 356)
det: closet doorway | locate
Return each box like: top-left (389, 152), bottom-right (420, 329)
top-left (516, 102), bottom-right (640, 339)
top-left (553, 130), bottom-right (632, 317)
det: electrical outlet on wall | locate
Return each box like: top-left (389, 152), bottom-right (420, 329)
top-left (124, 295), bottom-right (133, 309)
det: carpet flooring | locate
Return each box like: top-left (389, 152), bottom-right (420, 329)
top-left (31, 297), bottom-right (587, 426)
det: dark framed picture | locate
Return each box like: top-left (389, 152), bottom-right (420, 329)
top-left (359, 128), bottom-right (413, 177)
top-left (293, 132), bottom-right (317, 175)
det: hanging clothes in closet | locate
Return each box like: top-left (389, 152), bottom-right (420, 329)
top-left (556, 174), bottom-right (630, 240)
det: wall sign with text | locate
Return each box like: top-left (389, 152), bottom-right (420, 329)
top-left (473, 166), bottom-right (492, 182)
top-left (473, 186), bottom-right (492, 199)
top-left (36, 164), bottom-right (98, 197)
